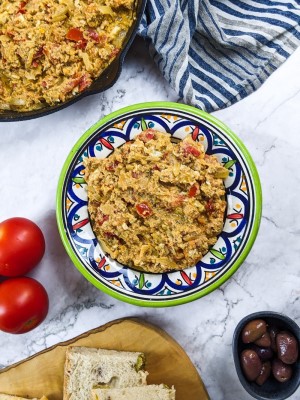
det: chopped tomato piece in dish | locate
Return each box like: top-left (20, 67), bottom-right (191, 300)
top-left (136, 203), bottom-right (153, 218)
top-left (188, 183), bottom-right (198, 197)
top-left (183, 143), bottom-right (201, 157)
top-left (66, 28), bottom-right (84, 42)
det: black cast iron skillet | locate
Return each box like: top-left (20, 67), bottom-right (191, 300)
top-left (0, 0), bottom-right (146, 122)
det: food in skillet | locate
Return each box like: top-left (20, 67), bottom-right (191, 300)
top-left (84, 129), bottom-right (229, 273)
top-left (0, 0), bottom-right (136, 112)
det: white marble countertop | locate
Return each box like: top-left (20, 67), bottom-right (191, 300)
top-left (0, 38), bottom-right (300, 400)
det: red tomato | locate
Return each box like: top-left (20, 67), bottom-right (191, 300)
top-left (98, 214), bottom-right (109, 226)
top-left (152, 164), bottom-right (161, 171)
top-left (33, 46), bottom-right (44, 60)
top-left (183, 144), bottom-right (201, 157)
top-left (87, 29), bottom-right (100, 42)
top-left (0, 217), bottom-right (45, 277)
top-left (76, 39), bottom-right (87, 50)
top-left (135, 202), bottom-right (153, 218)
top-left (205, 199), bottom-right (215, 214)
top-left (188, 183), bottom-right (198, 198)
top-left (66, 27), bottom-right (84, 41)
top-left (78, 73), bottom-right (90, 90)
top-left (18, 1), bottom-right (27, 14)
top-left (105, 161), bottom-right (120, 171)
top-left (139, 129), bottom-right (156, 142)
top-left (0, 277), bottom-right (49, 334)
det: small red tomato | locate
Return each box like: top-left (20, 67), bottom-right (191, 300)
top-left (0, 217), bottom-right (45, 277)
top-left (104, 231), bottom-right (118, 239)
top-left (98, 215), bottom-right (109, 226)
top-left (183, 144), bottom-right (201, 157)
top-left (66, 28), bottom-right (84, 42)
top-left (152, 164), bottom-right (161, 171)
top-left (188, 183), bottom-right (198, 197)
top-left (105, 161), bottom-right (119, 171)
top-left (76, 40), bottom-right (88, 50)
top-left (139, 129), bottom-right (156, 142)
top-left (146, 132), bottom-right (155, 140)
top-left (88, 29), bottom-right (100, 42)
top-left (205, 199), bottom-right (215, 214)
top-left (110, 47), bottom-right (120, 58)
top-left (135, 202), bottom-right (153, 218)
top-left (78, 73), bottom-right (90, 91)
top-left (0, 277), bottom-right (49, 334)
top-left (18, 1), bottom-right (27, 13)
top-left (33, 46), bottom-right (44, 60)
top-left (132, 171), bottom-right (141, 178)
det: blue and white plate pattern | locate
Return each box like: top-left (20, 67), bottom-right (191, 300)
top-left (59, 105), bottom-right (260, 306)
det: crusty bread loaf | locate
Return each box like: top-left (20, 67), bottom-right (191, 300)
top-left (63, 347), bottom-right (148, 400)
top-left (0, 395), bottom-right (48, 400)
top-left (91, 385), bottom-right (176, 400)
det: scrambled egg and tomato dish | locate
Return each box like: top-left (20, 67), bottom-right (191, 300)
top-left (85, 130), bottom-right (229, 273)
top-left (0, 0), bottom-right (135, 112)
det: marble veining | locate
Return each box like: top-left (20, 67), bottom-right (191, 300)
top-left (0, 38), bottom-right (299, 399)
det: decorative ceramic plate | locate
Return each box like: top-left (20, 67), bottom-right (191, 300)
top-left (56, 102), bottom-right (262, 307)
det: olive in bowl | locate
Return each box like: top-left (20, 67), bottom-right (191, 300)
top-left (233, 312), bottom-right (300, 400)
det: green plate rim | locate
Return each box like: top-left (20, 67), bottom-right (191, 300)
top-left (56, 101), bottom-right (262, 307)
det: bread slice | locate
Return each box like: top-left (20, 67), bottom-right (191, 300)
top-left (91, 385), bottom-right (176, 400)
top-left (63, 347), bottom-right (148, 400)
top-left (0, 395), bottom-right (48, 400)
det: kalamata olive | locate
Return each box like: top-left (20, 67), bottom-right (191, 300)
top-left (256, 361), bottom-right (271, 386)
top-left (255, 332), bottom-right (271, 347)
top-left (272, 358), bottom-right (293, 382)
top-left (242, 319), bottom-right (267, 344)
top-left (240, 349), bottom-right (263, 381)
top-left (250, 344), bottom-right (274, 361)
top-left (277, 331), bottom-right (299, 364)
top-left (269, 325), bottom-right (279, 352)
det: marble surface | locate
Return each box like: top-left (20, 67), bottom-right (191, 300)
top-left (0, 37), bottom-right (300, 399)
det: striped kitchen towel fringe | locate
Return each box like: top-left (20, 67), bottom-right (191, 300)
top-left (138, 0), bottom-right (300, 112)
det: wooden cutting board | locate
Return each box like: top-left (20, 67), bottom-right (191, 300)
top-left (0, 318), bottom-right (209, 400)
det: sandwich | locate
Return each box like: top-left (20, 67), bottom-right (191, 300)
top-left (91, 384), bottom-right (176, 400)
top-left (63, 346), bottom-right (148, 400)
top-left (0, 395), bottom-right (47, 400)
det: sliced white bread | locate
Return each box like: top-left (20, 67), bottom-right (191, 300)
top-left (0, 395), bottom-right (48, 400)
top-left (63, 346), bottom-right (148, 400)
top-left (91, 385), bottom-right (176, 400)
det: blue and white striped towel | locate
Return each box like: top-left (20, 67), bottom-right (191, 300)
top-left (138, 0), bottom-right (300, 112)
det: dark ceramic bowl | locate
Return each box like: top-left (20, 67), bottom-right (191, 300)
top-left (0, 0), bottom-right (146, 122)
top-left (233, 311), bottom-right (300, 400)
